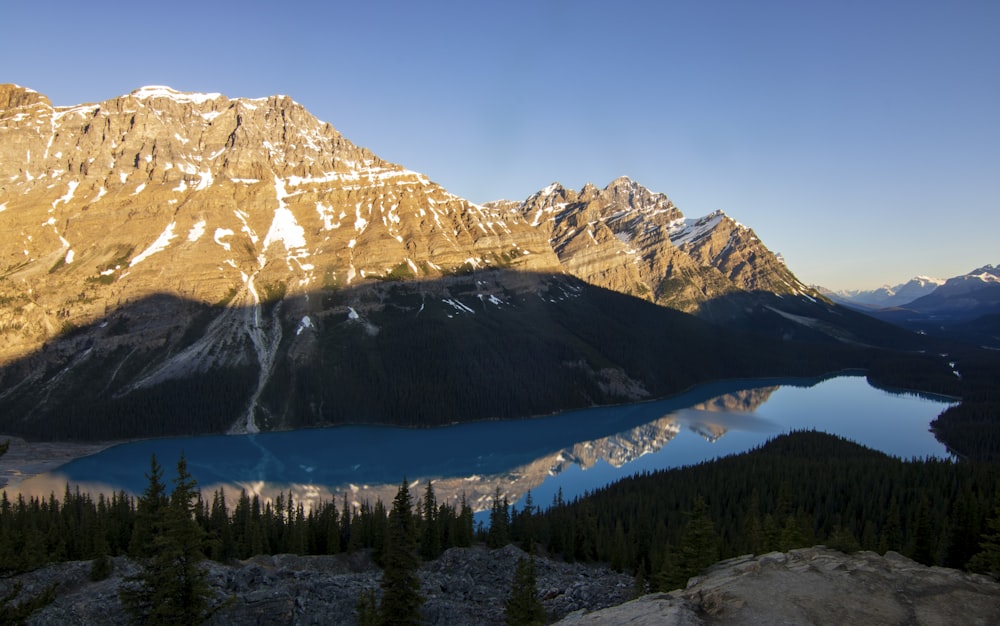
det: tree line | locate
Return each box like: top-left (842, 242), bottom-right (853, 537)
top-left (3, 431), bottom-right (1000, 623)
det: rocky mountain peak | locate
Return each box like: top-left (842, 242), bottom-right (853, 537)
top-left (497, 178), bottom-right (804, 312)
top-left (0, 84), bottom-right (52, 110)
top-left (968, 263), bottom-right (999, 281)
top-left (0, 84), bottom-right (861, 440)
top-left (0, 85), bottom-right (561, 379)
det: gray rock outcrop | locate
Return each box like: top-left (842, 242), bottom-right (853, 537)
top-left (555, 547), bottom-right (1000, 625)
top-left (10, 545), bottom-right (1000, 625)
top-left (7, 545), bottom-right (632, 625)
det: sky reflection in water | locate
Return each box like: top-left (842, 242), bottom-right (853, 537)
top-left (9, 376), bottom-right (954, 514)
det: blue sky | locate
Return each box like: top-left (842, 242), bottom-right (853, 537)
top-left (3, 1), bottom-right (997, 290)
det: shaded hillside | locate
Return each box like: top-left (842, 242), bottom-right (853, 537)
top-left (0, 272), bottom-right (875, 441)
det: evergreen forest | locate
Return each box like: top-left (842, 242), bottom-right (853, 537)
top-left (3, 430), bottom-right (1000, 623)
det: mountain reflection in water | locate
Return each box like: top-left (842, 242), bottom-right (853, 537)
top-left (5, 377), bottom-right (952, 515)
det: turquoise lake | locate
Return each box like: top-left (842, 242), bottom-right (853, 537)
top-left (7, 375), bottom-right (956, 515)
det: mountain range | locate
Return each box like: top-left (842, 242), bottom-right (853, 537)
top-left (0, 85), bottom-right (939, 440)
top-left (822, 276), bottom-right (946, 308)
top-left (820, 266), bottom-right (1000, 348)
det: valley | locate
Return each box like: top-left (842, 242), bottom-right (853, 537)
top-left (1, 83), bottom-right (999, 624)
top-left (0, 83), bottom-right (955, 444)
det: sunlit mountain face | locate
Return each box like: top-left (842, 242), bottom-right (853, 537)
top-left (1, 84), bottom-right (909, 442)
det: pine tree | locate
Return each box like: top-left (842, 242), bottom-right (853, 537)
top-left (0, 440), bottom-right (58, 620)
top-left (676, 496), bottom-right (720, 583)
top-left (208, 488), bottom-right (235, 561)
top-left (419, 480), bottom-right (441, 561)
top-left (909, 494), bottom-right (936, 565)
top-left (453, 493), bottom-right (474, 548)
top-left (120, 453), bottom-right (213, 625)
top-left (969, 495), bottom-right (1000, 577)
top-left (516, 491), bottom-right (537, 553)
top-left (355, 588), bottom-right (379, 626)
top-left (878, 496), bottom-right (903, 554)
top-left (128, 454), bottom-right (168, 558)
top-left (741, 488), bottom-right (765, 554)
top-left (488, 487), bottom-right (511, 548)
top-left (504, 556), bottom-right (546, 626)
top-left (654, 543), bottom-right (684, 591)
top-left (379, 479), bottom-right (423, 625)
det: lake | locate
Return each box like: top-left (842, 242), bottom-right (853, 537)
top-left (5, 375), bottom-right (955, 516)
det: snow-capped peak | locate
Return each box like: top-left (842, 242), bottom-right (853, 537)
top-left (669, 211), bottom-right (727, 246)
top-left (536, 182), bottom-right (564, 198)
top-left (130, 85), bottom-right (222, 105)
top-left (913, 275), bottom-right (945, 286)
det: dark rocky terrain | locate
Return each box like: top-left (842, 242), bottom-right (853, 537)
top-left (5, 544), bottom-right (632, 625)
top-left (556, 547), bottom-right (1000, 625)
top-left (7, 545), bottom-right (999, 625)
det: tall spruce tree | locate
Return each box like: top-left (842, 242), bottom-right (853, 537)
top-left (969, 495), bottom-right (1000, 577)
top-left (379, 479), bottom-right (423, 625)
top-left (120, 453), bottom-right (212, 625)
top-left (504, 555), bottom-right (546, 626)
top-left (420, 480), bottom-right (441, 561)
top-left (676, 496), bottom-right (721, 583)
top-left (488, 487), bottom-right (511, 548)
top-left (128, 454), bottom-right (168, 558)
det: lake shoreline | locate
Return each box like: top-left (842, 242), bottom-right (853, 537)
top-left (0, 369), bottom-right (950, 493)
top-left (0, 436), bottom-right (126, 490)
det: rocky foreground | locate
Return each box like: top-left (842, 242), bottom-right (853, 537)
top-left (556, 547), bottom-right (1000, 625)
top-left (6, 544), bottom-right (631, 625)
top-left (6, 545), bottom-right (999, 625)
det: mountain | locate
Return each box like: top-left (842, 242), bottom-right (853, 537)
top-left (904, 264), bottom-right (1000, 317)
top-left (824, 276), bottom-right (945, 309)
top-left (487, 179), bottom-right (805, 313)
top-left (862, 265), bottom-right (1000, 348)
top-left (491, 180), bottom-right (925, 348)
top-left (0, 85), bottom-right (912, 440)
top-left (0, 83), bottom-right (559, 362)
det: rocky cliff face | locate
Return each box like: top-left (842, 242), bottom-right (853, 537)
top-left (0, 83), bottom-right (558, 364)
top-left (556, 547), bottom-right (1000, 625)
top-left (488, 178), bottom-right (806, 313)
top-left (0, 85), bottom-right (903, 440)
top-left (0, 84), bottom-right (577, 436)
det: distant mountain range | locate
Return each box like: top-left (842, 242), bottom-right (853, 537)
top-left (0, 84), bottom-right (939, 440)
top-left (821, 276), bottom-right (946, 308)
top-left (819, 265), bottom-right (1000, 348)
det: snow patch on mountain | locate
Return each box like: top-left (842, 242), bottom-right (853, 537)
top-left (130, 85), bottom-right (222, 105)
top-left (669, 210), bottom-right (726, 246)
top-left (264, 208), bottom-right (307, 251)
top-left (188, 220), bottom-right (207, 242)
top-left (129, 222), bottom-right (177, 267)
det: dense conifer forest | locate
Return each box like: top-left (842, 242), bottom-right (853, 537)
top-left (2, 432), bottom-right (999, 585)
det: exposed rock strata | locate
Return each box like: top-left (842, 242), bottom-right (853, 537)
top-left (0, 84), bottom-right (559, 365)
top-left (555, 547), bottom-right (1000, 625)
top-left (0, 85), bottom-right (889, 439)
top-left (489, 178), bottom-right (806, 312)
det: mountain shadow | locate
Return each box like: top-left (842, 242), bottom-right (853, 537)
top-left (0, 270), bottom-right (909, 442)
top-left (696, 289), bottom-right (938, 351)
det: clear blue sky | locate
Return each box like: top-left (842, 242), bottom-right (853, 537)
top-left (3, 1), bottom-right (997, 290)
